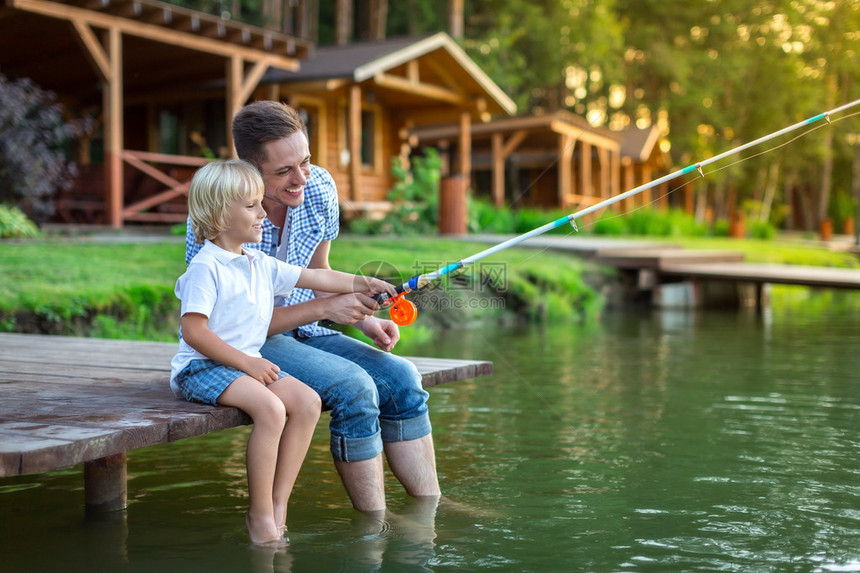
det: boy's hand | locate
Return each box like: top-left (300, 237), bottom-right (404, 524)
top-left (243, 357), bottom-right (281, 385)
top-left (355, 276), bottom-right (397, 298)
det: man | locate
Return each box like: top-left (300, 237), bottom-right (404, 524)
top-left (185, 100), bottom-right (440, 513)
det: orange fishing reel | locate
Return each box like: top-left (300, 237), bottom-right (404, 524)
top-left (386, 293), bottom-right (417, 326)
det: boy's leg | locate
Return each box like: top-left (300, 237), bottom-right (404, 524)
top-left (217, 375), bottom-right (287, 544)
top-left (266, 376), bottom-right (322, 529)
top-left (260, 334), bottom-right (388, 511)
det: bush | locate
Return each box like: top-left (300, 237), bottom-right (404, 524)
top-left (468, 197), bottom-right (516, 233)
top-left (712, 219), bottom-right (730, 237)
top-left (749, 220), bottom-right (776, 240)
top-left (0, 73), bottom-right (89, 222)
top-left (512, 207), bottom-right (575, 235)
top-left (0, 204), bottom-right (40, 238)
top-left (349, 148), bottom-right (442, 235)
top-left (591, 212), bottom-right (628, 235)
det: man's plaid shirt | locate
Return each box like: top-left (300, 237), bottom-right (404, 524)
top-left (185, 164), bottom-right (340, 337)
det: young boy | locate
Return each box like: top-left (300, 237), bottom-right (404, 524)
top-left (170, 159), bottom-right (395, 545)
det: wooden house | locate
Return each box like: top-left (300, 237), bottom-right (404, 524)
top-left (410, 113), bottom-right (672, 214)
top-left (0, 0), bottom-right (313, 227)
top-left (1, 1), bottom-right (671, 228)
top-left (618, 125), bottom-right (674, 213)
top-left (255, 32), bottom-right (517, 217)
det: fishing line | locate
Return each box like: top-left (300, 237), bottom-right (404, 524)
top-left (374, 99), bottom-right (860, 326)
top-left (424, 105), bottom-right (860, 423)
top-left (538, 107), bottom-right (860, 239)
top-left (477, 331), bottom-right (572, 424)
top-left (509, 127), bottom-right (586, 207)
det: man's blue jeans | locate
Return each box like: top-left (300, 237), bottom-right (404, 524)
top-left (260, 332), bottom-right (431, 463)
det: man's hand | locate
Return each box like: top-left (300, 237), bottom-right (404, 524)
top-left (355, 316), bottom-right (400, 352)
top-left (322, 292), bottom-right (382, 324)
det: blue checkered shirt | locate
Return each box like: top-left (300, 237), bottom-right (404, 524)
top-left (185, 164), bottom-right (340, 337)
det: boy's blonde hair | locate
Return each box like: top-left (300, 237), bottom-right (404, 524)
top-left (188, 159), bottom-right (264, 242)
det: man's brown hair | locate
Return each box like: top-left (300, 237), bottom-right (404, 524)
top-left (232, 100), bottom-right (308, 169)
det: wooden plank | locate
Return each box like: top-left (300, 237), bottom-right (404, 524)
top-left (596, 249), bottom-right (745, 269)
top-left (659, 262), bottom-right (860, 290)
top-left (11, 0), bottom-right (303, 68)
top-left (0, 333), bottom-right (493, 477)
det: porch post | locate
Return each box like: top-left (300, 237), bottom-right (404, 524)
top-left (349, 84), bottom-right (362, 201)
top-left (491, 133), bottom-right (504, 207)
top-left (104, 26), bottom-right (123, 228)
top-left (226, 55), bottom-right (243, 156)
top-left (492, 130), bottom-right (527, 208)
top-left (580, 140), bottom-right (592, 202)
top-left (641, 164), bottom-right (652, 205)
top-left (458, 111), bottom-right (471, 183)
top-left (558, 133), bottom-right (574, 208)
top-left (598, 146), bottom-right (610, 200)
top-left (610, 149), bottom-right (621, 199)
top-left (622, 158), bottom-right (635, 213)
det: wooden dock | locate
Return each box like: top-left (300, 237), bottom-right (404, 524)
top-left (0, 333), bottom-right (492, 512)
top-left (461, 234), bottom-right (860, 307)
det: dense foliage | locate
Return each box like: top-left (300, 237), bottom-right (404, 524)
top-left (0, 73), bottom-right (87, 223)
top-left (458, 1), bottom-right (859, 228)
top-left (185, 1), bottom-right (859, 230)
top-left (0, 205), bottom-right (40, 239)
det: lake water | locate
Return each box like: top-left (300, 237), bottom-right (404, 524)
top-left (1, 296), bottom-right (859, 572)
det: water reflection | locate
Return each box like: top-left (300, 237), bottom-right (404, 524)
top-left (1, 300), bottom-right (859, 571)
top-left (248, 497), bottom-right (440, 572)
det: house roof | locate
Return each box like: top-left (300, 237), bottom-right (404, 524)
top-left (265, 32), bottom-right (517, 117)
top-left (410, 110), bottom-right (622, 152)
top-left (619, 125), bottom-right (663, 162)
top-left (0, 0), bottom-right (309, 104)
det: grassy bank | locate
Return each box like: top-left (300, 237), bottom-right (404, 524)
top-left (2, 233), bottom-right (858, 342)
top-left (0, 235), bottom-right (605, 341)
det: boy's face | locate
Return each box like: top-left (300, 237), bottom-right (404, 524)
top-left (219, 191), bottom-right (266, 248)
top-left (258, 131), bottom-right (312, 209)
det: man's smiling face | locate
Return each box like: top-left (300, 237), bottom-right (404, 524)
top-left (258, 131), bottom-right (312, 209)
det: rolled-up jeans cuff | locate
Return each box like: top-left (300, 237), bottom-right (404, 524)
top-left (380, 413), bottom-right (432, 443)
top-left (331, 430), bottom-right (383, 463)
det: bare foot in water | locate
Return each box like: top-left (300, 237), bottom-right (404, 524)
top-left (246, 512), bottom-right (285, 546)
top-left (273, 503), bottom-right (287, 533)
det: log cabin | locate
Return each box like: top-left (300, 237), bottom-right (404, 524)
top-left (0, 0), bottom-right (671, 229)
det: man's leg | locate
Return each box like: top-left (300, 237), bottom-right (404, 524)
top-left (384, 434), bottom-right (440, 497)
top-left (302, 333), bottom-right (440, 498)
top-left (334, 455), bottom-right (386, 513)
top-left (260, 333), bottom-right (387, 512)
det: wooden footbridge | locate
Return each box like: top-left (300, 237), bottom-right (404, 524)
top-left (0, 333), bottom-right (492, 513)
top-left (463, 235), bottom-right (860, 308)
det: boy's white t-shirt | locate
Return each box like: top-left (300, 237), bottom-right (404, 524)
top-left (169, 239), bottom-right (302, 394)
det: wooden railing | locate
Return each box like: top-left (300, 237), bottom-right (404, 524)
top-left (121, 150), bottom-right (208, 224)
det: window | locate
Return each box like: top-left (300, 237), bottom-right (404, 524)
top-left (339, 99), bottom-right (382, 172)
top-left (291, 96), bottom-right (326, 167)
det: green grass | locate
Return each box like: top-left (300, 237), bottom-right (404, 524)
top-left (0, 235), bottom-right (603, 339)
top-left (0, 240), bottom-right (186, 338)
top-left (644, 236), bottom-right (860, 268)
top-left (2, 233), bottom-right (858, 340)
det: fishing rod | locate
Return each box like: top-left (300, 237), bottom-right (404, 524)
top-left (376, 98), bottom-right (860, 326)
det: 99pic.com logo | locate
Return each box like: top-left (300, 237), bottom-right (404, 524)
top-left (353, 259), bottom-right (509, 313)
top-left (353, 260), bottom-right (405, 288)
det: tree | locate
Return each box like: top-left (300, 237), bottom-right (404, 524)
top-left (460, 0), bottom-right (625, 114)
